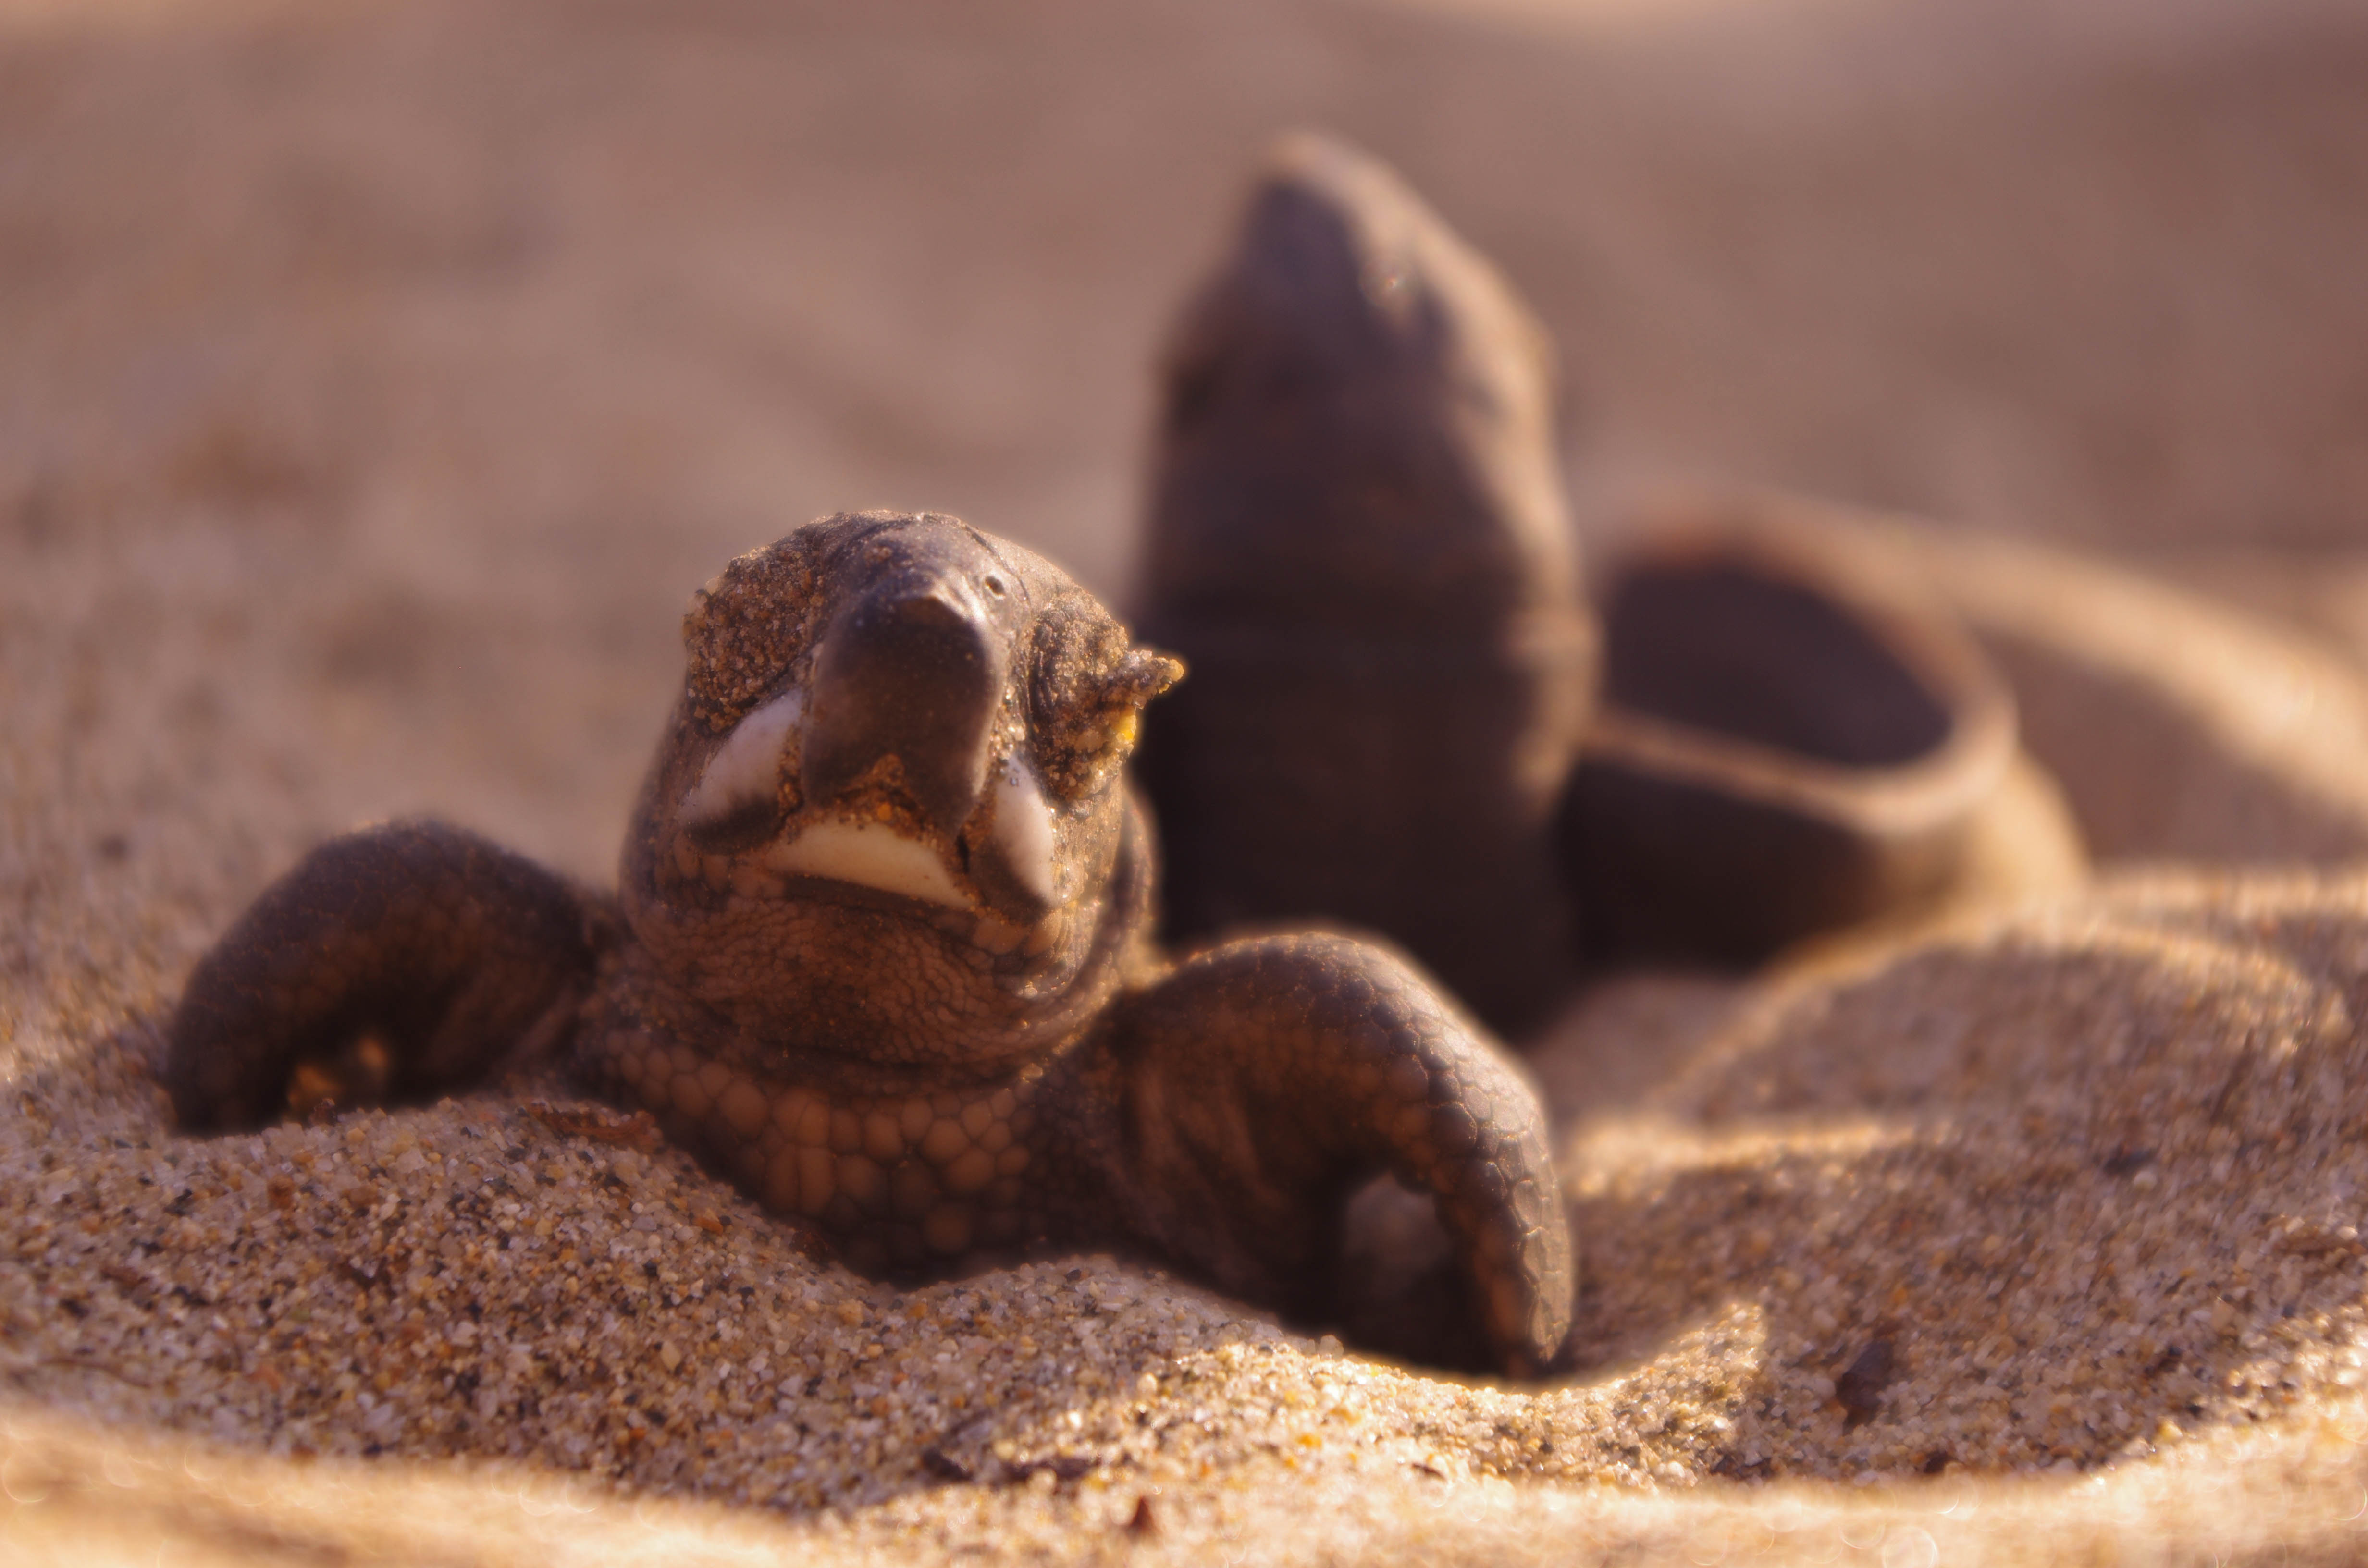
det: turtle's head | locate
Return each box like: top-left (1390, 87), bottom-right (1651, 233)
top-left (624, 511), bottom-right (1181, 1076)
top-left (1147, 130), bottom-right (1575, 636)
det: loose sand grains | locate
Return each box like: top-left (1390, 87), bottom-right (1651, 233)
top-left (8, 868), bottom-right (2368, 1566)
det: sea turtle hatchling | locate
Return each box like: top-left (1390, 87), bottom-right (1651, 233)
top-left (164, 509), bottom-right (1574, 1376)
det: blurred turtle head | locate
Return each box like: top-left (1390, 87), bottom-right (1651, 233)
top-left (1147, 131), bottom-right (1579, 636)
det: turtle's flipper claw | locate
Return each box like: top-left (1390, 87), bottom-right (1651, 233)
top-left (1092, 933), bottom-right (1573, 1377)
top-left (167, 820), bottom-right (602, 1131)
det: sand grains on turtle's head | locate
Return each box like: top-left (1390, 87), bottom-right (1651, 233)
top-left (680, 528), bottom-right (836, 735)
top-left (1028, 600), bottom-right (1184, 803)
top-left (666, 513), bottom-right (1180, 864)
top-left (630, 512), bottom-right (1183, 1025)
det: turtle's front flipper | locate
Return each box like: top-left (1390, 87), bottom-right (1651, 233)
top-left (1075, 933), bottom-right (1573, 1377)
top-left (167, 820), bottom-right (604, 1131)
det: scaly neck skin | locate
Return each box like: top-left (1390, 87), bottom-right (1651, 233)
top-left (598, 784), bottom-right (1161, 1101)
top-left (573, 802), bottom-right (1162, 1276)
top-left (573, 962), bottom-right (1087, 1273)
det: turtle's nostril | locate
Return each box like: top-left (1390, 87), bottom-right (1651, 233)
top-left (801, 574), bottom-right (1006, 838)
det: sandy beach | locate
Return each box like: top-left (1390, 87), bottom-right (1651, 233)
top-left (7, 0), bottom-right (2368, 1561)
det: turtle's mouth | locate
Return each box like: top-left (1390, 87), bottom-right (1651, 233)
top-left (674, 566), bottom-right (1067, 940)
top-left (767, 815), bottom-right (973, 911)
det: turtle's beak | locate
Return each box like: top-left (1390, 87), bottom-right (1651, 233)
top-left (678, 558), bottom-right (1063, 927)
top-left (801, 567), bottom-right (1006, 839)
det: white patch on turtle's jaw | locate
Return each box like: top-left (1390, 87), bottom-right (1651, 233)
top-left (677, 693), bottom-right (1049, 923)
top-left (764, 820), bottom-right (973, 910)
top-left (681, 689), bottom-right (805, 830)
top-left (990, 760), bottom-right (1060, 911)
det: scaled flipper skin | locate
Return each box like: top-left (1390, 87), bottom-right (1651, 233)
top-left (171, 512), bottom-right (1575, 1376)
top-left (166, 820), bottom-right (602, 1131)
top-left (1135, 132), bottom-right (1595, 1039)
top-left (1063, 934), bottom-right (1570, 1376)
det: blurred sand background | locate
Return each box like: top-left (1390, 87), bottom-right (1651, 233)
top-left (7, 0), bottom-right (2368, 1562)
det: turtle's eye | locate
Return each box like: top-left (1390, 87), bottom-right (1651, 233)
top-left (1028, 611), bottom-right (1184, 802)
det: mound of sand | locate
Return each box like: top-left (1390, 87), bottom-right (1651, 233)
top-left (12, 865), bottom-right (2368, 1563)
